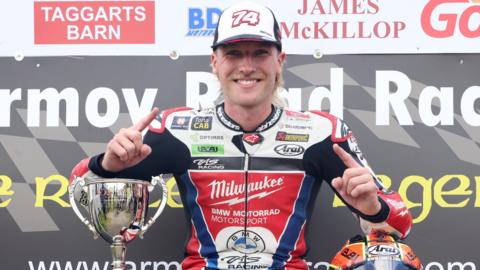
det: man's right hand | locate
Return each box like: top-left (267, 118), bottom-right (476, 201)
top-left (101, 108), bottom-right (160, 172)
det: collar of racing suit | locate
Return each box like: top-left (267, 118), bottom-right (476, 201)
top-left (215, 103), bottom-right (283, 133)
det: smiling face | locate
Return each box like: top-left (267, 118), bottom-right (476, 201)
top-left (211, 42), bottom-right (285, 110)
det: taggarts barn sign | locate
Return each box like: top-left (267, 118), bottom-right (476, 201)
top-left (34, 1), bottom-right (155, 44)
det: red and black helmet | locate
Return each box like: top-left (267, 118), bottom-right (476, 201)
top-left (329, 232), bottom-right (423, 270)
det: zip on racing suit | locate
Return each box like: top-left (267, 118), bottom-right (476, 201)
top-left (71, 103), bottom-right (412, 270)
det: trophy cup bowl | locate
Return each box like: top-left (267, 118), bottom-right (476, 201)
top-left (69, 176), bottom-right (168, 270)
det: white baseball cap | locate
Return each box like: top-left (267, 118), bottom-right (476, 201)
top-left (211, 2), bottom-right (282, 51)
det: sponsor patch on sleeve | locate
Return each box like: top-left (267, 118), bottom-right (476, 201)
top-left (149, 112), bottom-right (164, 130)
top-left (347, 134), bottom-right (370, 168)
top-left (191, 116), bottom-right (213, 130)
top-left (333, 118), bottom-right (352, 140)
top-left (171, 116), bottom-right (191, 130)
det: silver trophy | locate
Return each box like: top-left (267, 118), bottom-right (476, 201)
top-left (69, 175), bottom-right (168, 270)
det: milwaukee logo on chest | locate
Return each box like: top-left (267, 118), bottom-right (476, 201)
top-left (208, 176), bottom-right (284, 201)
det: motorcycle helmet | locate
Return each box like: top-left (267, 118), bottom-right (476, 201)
top-left (329, 232), bottom-right (422, 270)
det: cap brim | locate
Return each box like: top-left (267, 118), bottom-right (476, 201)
top-left (211, 34), bottom-right (281, 50)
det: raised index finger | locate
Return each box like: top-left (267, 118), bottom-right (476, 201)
top-left (333, 143), bottom-right (360, 168)
top-left (133, 107), bottom-right (160, 131)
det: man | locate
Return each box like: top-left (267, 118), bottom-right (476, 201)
top-left (71, 2), bottom-right (412, 269)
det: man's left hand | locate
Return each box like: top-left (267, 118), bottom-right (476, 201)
top-left (331, 143), bottom-right (381, 216)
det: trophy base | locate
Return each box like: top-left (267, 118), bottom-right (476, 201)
top-left (111, 263), bottom-right (126, 270)
top-left (111, 264), bottom-right (126, 270)
top-left (111, 236), bottom-right (126, 270)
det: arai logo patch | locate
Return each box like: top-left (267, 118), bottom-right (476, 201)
top-left (274, 144), bottom-right (305, 156)
top-left (367, 245), bottom-right (400, 256)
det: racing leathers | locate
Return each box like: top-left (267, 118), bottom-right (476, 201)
top-left (71, 104), bottom-right (412, 270)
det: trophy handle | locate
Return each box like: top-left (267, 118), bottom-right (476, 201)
top-left (69, 176), bottom-right (99, 239)
top-left (139, 175), bottom-right (168, 238)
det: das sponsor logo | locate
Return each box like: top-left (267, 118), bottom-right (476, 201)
top-left (274, 144), bottom-right (305, 156)
top-left (422, 0), bottom-right (480, 38)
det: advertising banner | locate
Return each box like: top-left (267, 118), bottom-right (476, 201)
top-left (1, 54), bottom-right (479, 269)
top-left (2, 0), bottom-right (480, 56)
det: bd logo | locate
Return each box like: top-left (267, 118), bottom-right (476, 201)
top-left (421, 0), bottom-right (480, 38)
top-left (186, 7), bottom-right (222, 36)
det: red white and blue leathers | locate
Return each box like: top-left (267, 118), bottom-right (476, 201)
top-left (71, 104), bottom-right (412, 270)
